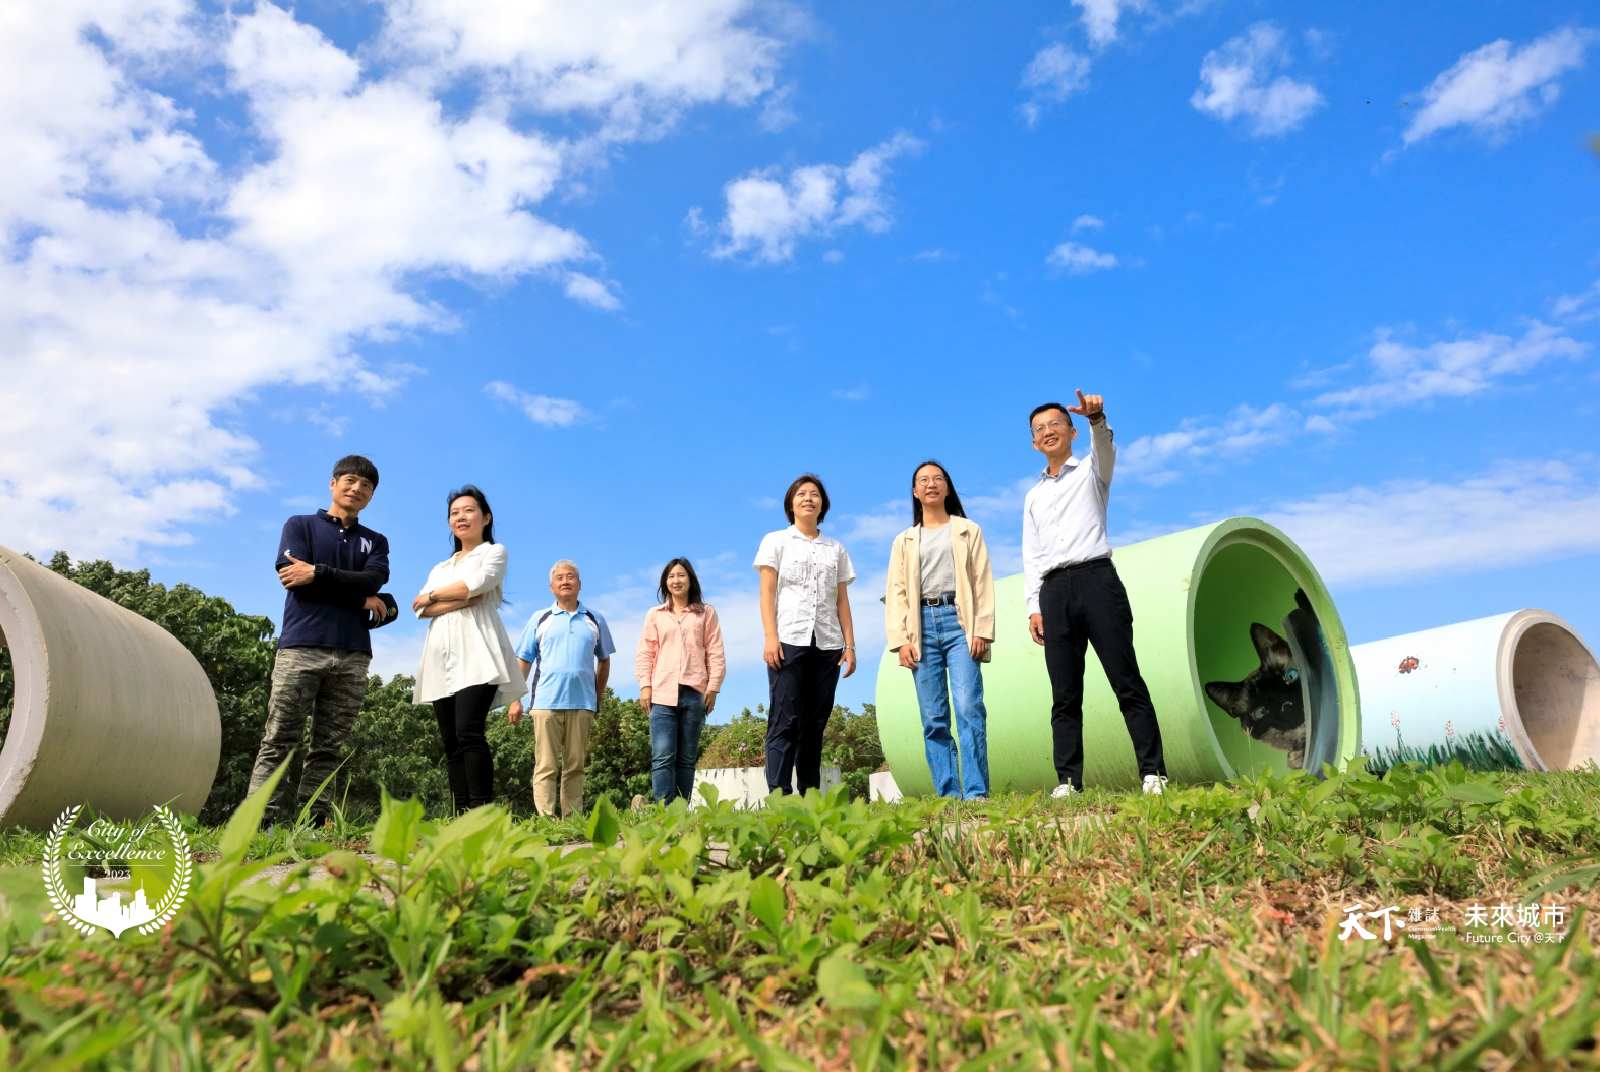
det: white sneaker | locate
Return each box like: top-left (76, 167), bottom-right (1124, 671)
top-left (1050, 783), bottom-right (1078, 799)
top-left (1142, 774), bottom-right (1168, 796)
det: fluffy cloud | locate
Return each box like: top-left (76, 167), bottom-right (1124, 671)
top-left (1265, 460), bottom-right (1600, 586)
top-left (1191, 23), bottom-right (1324, 137)
top-left (1313, 321), bottom-right (1589, 416)
top-left (0, 2), bottom-right (794, 560)
top-left (1018, 44), bottom-right (1092, 126)
top-left (1046, 240), bottom-right (1119, 274)
top-left (485, 382), bottom-right (589, 426)
top-left (702, 133), bottom-right (925, 263)
top-left (377, 0), bottom-right (787, 139)
top-left (1402, 28), bottom-right (1593, 146)
top-left (1071, 214), bottom-right (1105, 232)
top-left (1118, 403), bottom-right (1301, 485)
top-left (1073, 0), bottom-right (1147, 49)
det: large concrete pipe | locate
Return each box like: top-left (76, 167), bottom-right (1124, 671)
top-left (875, 517), bottom-right (1361, 794)
top-left (0, 546), bottom-right (220, 830)
top-left (1353, 611), bottom-right (1600, 772)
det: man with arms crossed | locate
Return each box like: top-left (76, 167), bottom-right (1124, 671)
top-left (507, 560), bottom-right (616, 818)
top-left (248, 454), bottom-right (399, 825)
top-left (1024, 391), bottom-right (1168, 797)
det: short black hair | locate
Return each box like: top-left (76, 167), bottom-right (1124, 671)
top-left (783, 473), bottom-right (831, 524)
top-left (1028, 403), bottom-right (1073, 432)
top-left (445, 485), bottom-right (494, 552)
top-left (657, 557), bottom-right (704, 609)
top-left (332, 454), bottom-right (380, 487)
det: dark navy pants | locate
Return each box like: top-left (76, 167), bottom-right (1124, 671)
top-left (765, 641), bottom-right (842, 794)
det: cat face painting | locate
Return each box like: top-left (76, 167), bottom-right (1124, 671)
top-left (1205, 623), bottom-right (1307, 768)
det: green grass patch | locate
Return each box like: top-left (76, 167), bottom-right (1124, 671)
top-left (2, 763), bottom-right (1598, 1068)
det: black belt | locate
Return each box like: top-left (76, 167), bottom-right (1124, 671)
top-left (1043, 556), bottom-right (1110, 580)
top-left (921, 592), bottom-right (957, 606)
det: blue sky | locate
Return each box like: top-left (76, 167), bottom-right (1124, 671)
top-left (3, 1), bottom-right (1598, 719)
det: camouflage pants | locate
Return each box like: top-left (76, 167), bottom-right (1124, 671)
top-left (248, 646), bottom-right (371, 820)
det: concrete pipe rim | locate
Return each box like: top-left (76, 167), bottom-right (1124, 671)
top-left (1188, 517), bottom-right (1361, 780)
top-left (1498, 609), bottom-right (1600, 773)
top-left (0, 553), bottom-right (50, 821)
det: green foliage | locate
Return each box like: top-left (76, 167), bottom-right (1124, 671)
top-left (1, 766), bottom-right (1598, 1067)
top-left (696, 707), bottom-right (767, 769)
top-left (583, 693), bottom-right (652, 809)
top-left (694, 703), bottom-right (885, 800)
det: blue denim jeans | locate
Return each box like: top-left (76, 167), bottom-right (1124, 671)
top-left (911, 603), bottom-right (990, 798)
top-left (649, 687), bottom-right (708, 803)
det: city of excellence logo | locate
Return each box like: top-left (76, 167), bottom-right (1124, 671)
top-left (41, 804), bottom-right (193, 939)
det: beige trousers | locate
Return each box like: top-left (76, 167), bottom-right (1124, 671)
top-left (532, 708), bottom-right (593, 818)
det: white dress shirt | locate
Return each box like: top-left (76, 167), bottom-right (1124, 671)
top-left (1023, 419), bottom-right (1115, 615)
top-left (412, 542), bottom-right (523, 706)
top-left (753, 525), bottom-right (857, 649)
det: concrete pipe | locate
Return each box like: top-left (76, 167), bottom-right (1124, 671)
top-left (875, 517), bottom-right (1362, 794)
top-left (0, 545), bottom-right (221, 830)
top-left (1353, 610), bottom-right (1600, 773)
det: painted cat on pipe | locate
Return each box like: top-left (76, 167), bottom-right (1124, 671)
top-left (1355, 611), bottom-right (1600, 773)
top-left (875, 516), bottom-right (1363, 794)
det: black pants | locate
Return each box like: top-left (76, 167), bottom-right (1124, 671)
top-left (432, 682), bottom-right (498, 812)
top-left (1040, 558), bottom-right (1166, 789)
top-left (766, 641), bottom-right (842, 794)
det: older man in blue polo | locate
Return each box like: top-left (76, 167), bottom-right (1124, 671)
top-left (507, 559), bottom-right (616, 817)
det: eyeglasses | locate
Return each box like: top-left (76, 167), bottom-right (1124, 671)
top-left (1032, 419), bottom-right (1072, 435)
top-left (914, 476), bottom-right (947, 488)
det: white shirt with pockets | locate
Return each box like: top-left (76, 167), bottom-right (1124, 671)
top-left (753, 526), bottom-right (856, 650)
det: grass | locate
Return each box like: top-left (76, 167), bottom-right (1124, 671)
top-left (1, 761), bottom-right (1598, 1069)
top-left (1367, 730), bottom-right (1528, 775)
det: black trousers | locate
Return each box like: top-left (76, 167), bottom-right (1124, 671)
top-left (1040, 558), bottom-right (1166, 789)
top-left (765, 641), bottom-right (842, 794)
top-left (432, 682), bottom-right (498, 812)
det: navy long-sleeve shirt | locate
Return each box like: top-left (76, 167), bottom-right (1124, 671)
top-left (275, 510), bottom-right (396, 653)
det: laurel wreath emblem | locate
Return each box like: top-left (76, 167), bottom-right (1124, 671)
top-left (41, 804), bottom-right (194, 939)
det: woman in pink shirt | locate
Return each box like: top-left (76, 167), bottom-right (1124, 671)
top-left (636, 558), bottom-right (727, 803)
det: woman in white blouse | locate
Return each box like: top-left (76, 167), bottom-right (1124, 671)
top-left (754, 473), bottom-right (857, 796)
top-left (411, 485), bottom-right (522, 813)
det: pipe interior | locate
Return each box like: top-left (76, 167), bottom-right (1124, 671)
top-left (1512, 621), bottom-right (1600, 771)
top-left (0, 624), bottom-right (12, 758)
top-left (1193, 541), bottom-right (1332, 774)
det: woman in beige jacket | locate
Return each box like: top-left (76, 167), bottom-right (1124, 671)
top-left (884, 461), bottom-right (995, 797)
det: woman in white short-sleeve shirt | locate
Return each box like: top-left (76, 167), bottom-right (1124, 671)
top-left (411, 485), bottom-right (522, 813)
top-left (753, 473), bottom-right (856, 795)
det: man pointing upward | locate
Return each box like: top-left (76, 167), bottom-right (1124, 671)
top-left (1023, 390), bottom-right (1168, 797)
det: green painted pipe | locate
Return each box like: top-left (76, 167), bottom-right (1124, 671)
top-left (875, 517), bottom-right (1362, 793)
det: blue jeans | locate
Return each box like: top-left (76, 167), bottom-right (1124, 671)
top-left (911, 603), bottom-right (990, 798)
top-left (649, 687), bottom-right (708, 803)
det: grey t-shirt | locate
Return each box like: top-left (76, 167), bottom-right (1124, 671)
top-left (919, 523), bottom-right (957, 598)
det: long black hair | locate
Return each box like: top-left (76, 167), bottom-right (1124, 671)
top-left (446, 485), bottom-right (495, 552)
top-left (909, 460), bottom-right (967, 525)
top-left (657, 557), bottom-right (704, 609)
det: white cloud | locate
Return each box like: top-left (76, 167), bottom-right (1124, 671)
top-left (1118, 403), bottom-right (1301, 485)
top-left (377, 0), bottom-right (788, 140)
top-left (1313, 322), bottom-right (1589, 416)
top-left (1047, 240), bottom-right (1119, 274)
top-left (1265, 460), bottom-right (1600, 586)
top-left (485, 381), bottom-right (588, 426)
top-left (1073, 0), bottom-right (1147, 48)
top-left (704, 132), bottom-right (925, 263)
top-left (1553, 279), bottom-right (1600, 323)
top-left (563, 272), bottom-right (622, 310)
top-left (1018, 44), bottom-right (1091, 126)
top-left (1402, 28), bottom-right (1593, 146)
top-left (0, 3), bottom-right (797, 560)
top-left (1071, 214), bottom-right (1105, 232)
top-left (1191, 23), bottom-right (1324, 137)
